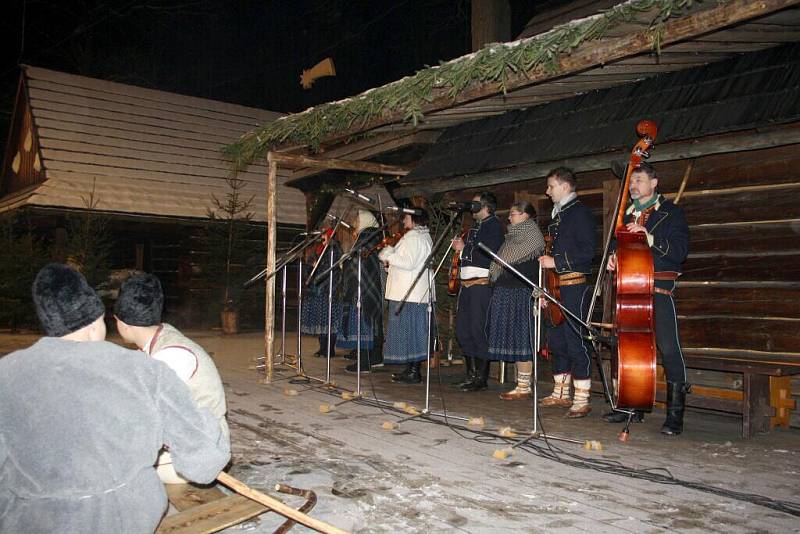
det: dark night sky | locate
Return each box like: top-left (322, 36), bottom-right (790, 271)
top-left (1, 1), bottom-right (549, 148)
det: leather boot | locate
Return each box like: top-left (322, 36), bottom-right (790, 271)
top-left (391, 363), bottom-right (413, 382)
top-left (461, 358), bottom-right (490, 391)
top-left (454, 356), bottom-right (475, 388)
top-left (395, 362), bottom-right (422, 384)
top-left (315, 336), bottom-right (336, 357)
top-left (602, 410), bottom-right (644, 423)
top-left (661, 382), bottom-right (690, 435)
top-left (345, 346), bottom-right (382, 374)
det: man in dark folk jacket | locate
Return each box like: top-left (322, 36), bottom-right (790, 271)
top-left (0, 264), bottom-right (230, 533)
top-left (452, 192), bottom-right (504, 391)
top-left (539, 167), bottom-right (598, 418)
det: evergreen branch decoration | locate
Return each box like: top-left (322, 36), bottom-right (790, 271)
top-left (224, 0), bottom-right (715, 169)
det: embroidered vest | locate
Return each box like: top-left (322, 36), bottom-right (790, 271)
top-left (634, 205), bottom-right (657, 226)
top-left (151, 324), bottom-right (229, 439)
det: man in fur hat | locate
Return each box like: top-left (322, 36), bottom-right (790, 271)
top-left (114, 272), bottom-right (228, 483)
top-left (0, 264), bottom-right (230, 533)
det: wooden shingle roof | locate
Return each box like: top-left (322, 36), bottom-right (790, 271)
top-left (1, 66), bottom-right (306, 225)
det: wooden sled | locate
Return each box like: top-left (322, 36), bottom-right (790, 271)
top-left (156, 480), bottom-right (317, 534)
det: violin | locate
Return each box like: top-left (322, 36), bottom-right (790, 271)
top-left (314, 227), bottom-right (335, 256)
top-left (611, 119), bottom-right (658, 412)
top-left (542, 235), bottom-right (563, 326)
top-left (363, 229), bottom-right (406, 258)
top-left (447, 230), bottom-right (468, 296)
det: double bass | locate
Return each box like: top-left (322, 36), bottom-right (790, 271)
top-left (610, 120), bottom-right (658, 411)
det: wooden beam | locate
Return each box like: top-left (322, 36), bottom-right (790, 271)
top-left (216, 472), bottom-right (347, 534)
top-left (269, 152), bottom-right (409, 176)
top-left (394, 124), bottom-right (800, 197)
top-left (287, 130), bottom-right (439, 183)
top-left (311, 0), bottom-right (800, 148)
top-left (262, 153), bottom-right (278, 384)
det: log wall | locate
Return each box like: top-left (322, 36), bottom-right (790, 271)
top-left (444, 139), bottom-right (800, 427)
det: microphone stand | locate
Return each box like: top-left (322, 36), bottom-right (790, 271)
top-left (313, 225), bottom-right (387, 395)
top-left (396, 209), bottom-right (463, 316)
top-left (250, 233), bottom-right (324, 374)
top-left (581, 166), bottom-right (641, 428)
top-left (391, 208), bottom-right (464, 415)
top-left (307, 206), bottom-right (352, 284)
top-left (243, 233), bottom-right (323, 288)
top-left (476, 242), bottom-right (599, 446)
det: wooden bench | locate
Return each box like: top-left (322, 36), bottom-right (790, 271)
top-left (671, 350), bottom-right (800, 438)
top-left (594, 349), bottom-right (799, 438)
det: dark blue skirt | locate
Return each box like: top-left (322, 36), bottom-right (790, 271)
top-left (487, 286), bottom-right (535, 362)
top-left (384, 301), bottom-right (430, 364)
top-left (300, 285), bottom-right (341, 335)
top-left (336, 304), bottom-right (375, 350)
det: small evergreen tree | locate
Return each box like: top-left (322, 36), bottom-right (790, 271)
top-left (0, 212), bottom-right (49, 330)
top-left (65, 183), bottom-right (112, 289)
top-left (201, 175), bottom-right (257, 317)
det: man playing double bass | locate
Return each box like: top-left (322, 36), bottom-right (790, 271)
top-left (605, 162), bottom-right (691, 435)
top-left (539, 167), bottom-right (598, 418)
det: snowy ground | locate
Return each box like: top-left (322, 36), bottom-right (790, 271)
top-left (3, 330), bottom-right (799, 533)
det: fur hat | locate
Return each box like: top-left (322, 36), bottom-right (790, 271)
top-left (114, 273), bottom-right (164, 326)
top-left (33, 263), bottom-right (105, 337)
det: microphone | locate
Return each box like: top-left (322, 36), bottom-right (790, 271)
top-left (447, 201), bottom-right (482, 213)
top-left (299, 230), bottom-right (324, 236)
top-left (326, 213), bottom-right (352, 229)
top-left (385, 205), bottom-right (423, 216)
top-left (343, 188), bottom-right (375, 204)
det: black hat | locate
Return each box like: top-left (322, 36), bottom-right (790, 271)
top-left (33, 263), bottom-right (105, 337)
top-left (114, 273), bottom-right (163, 326)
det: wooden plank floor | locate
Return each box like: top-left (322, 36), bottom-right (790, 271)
top-left (209, 332), bottom-right (800, 533)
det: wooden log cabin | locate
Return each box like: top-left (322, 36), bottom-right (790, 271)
top-left (0, 66), bottom-right (306, 328)
top-left (229, 0), bottom-right (800, 435)
top-left (397, 43), bottom-right (800, 437)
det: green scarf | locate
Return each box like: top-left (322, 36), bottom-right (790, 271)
top-left (632, 194), bottom-right (659, 212)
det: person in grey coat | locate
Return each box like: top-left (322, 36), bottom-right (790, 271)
top-left (0, 263), bottom-right (230, 533)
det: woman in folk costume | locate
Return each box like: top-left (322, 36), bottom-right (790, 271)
top-left (487, 200), bottom-right (546, 400)
top-left (337, 209), bottom-right (385, 373)
top-left (379, 209), bottom-right (434, 384)
top-left (300, 224), bottom-right (343, 357)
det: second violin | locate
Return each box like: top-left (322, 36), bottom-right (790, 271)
top-left (363, 229), bottom-right (407, 258)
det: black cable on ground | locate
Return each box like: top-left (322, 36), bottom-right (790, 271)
top-left (306, 375), bottom-right (800, 519)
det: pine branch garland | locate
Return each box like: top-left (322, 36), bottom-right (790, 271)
top-left (224, 0), bottom-right (712, 170)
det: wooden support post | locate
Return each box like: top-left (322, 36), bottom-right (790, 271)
top-left (263, 154), bottom-right (278, 383)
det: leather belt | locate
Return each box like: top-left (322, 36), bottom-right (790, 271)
top-left (654, 271), bottom-right (680, 281)
top-left (461, 277), bottom-right (490, 288)
top-left (558, 272), bottom-right (586, 286)
top-left (654, 287), bottom-right (673, 297)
